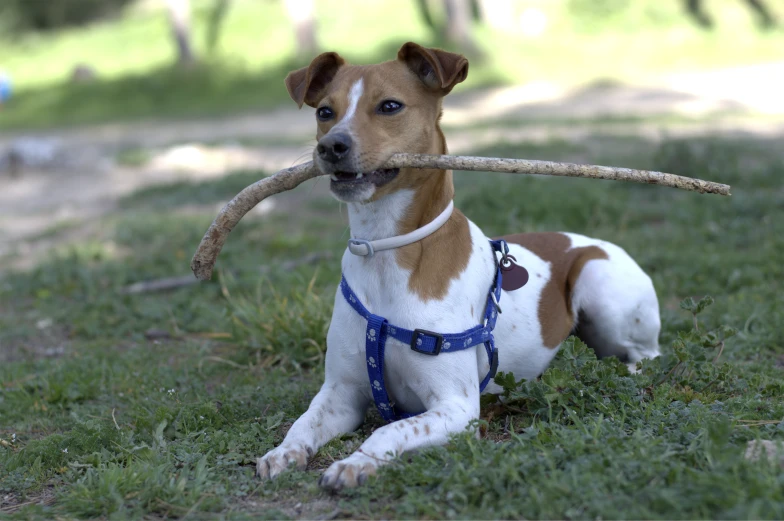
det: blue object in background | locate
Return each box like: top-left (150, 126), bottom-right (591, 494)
top-left (0, 72), bottom-right (12, 103)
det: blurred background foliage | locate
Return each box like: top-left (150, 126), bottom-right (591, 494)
top-left (0, 0), bottom-right (781, 129)
top-left (0, 0), bottom-right (133, 32)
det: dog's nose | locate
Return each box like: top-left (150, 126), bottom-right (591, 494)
top-left (316, 133), bottom-right (352, 164)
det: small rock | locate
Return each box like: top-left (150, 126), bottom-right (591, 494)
top-left (1, 137), bottom-right (64, 176)
top-left (144, 328), bottom-right (171, 340)
top-left (744, 440), bottom-right (784, 466)
top-left (71, 64), bottom-right (97, 83)
top-left (42, 345), bottom-right (66, 357)
top-left (36, 318), bottom-right (53, 330)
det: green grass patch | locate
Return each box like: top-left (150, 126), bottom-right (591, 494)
top-left (1, 133), bottom-right (783, 518)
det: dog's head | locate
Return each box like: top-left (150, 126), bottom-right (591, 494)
top-left (285, 42), bottom-right (468, 203)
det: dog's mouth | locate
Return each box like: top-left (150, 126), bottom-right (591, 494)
top-left (329, 168), bottom-right (400, 186)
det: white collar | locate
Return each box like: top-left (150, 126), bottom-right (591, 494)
top-left (347, 200), bottom-right (454, 257)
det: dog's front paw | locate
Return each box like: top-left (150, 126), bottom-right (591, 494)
top-left (256, 445), bottom-right (310, 480)
top-left (319, 454), bottom-right (378, 492)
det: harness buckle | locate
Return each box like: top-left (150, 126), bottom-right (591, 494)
top-left (410, 329), bottom-right (444, 356)
top-left (489, 347), bottom-right (499, 380)
top-left (490, 291), bottom-right (502, 314)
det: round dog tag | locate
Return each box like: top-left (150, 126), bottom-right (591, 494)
top-left (500, 254), bottom-right (529, 292)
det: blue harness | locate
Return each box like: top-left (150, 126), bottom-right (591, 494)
top-left (341, 239), bottom-right (508, 422)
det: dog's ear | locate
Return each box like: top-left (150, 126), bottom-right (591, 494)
top-left (285, 52), bottom-right (346, 108)
top-left (397, 42), bottom-right (468, 95)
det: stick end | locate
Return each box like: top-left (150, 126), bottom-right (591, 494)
top-left (190, 259), bottom-right (214, 281)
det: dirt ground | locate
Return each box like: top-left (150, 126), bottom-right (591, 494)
top-left (1, 61), bottom-right (783, 270)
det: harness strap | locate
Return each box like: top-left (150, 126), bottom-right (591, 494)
top-left (341, 239), bottom-right (508, 422)
top-left (364, 314), bottom-right (417, 421)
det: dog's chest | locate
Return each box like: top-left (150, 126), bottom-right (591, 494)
top-left (325, 219), bottom-right (562, 411)
top-left (326, 222), bottom-right (495, 407)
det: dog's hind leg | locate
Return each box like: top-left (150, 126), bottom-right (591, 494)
top-left (257, 382), bottom-right (368, 480)
top-left (570, 239), bottom-right (661, 372)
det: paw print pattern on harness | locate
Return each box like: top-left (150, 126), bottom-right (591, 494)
top-left (341, 239), bottom-right (508, 423)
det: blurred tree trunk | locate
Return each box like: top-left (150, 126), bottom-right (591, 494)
top-left (442, 0), bottom-right (483, 58)
top-left (415, 0), bottom-right (437, 30)
top-left (684, 0), bottom-right (714, 28)
top-left (744, 0), bottom-right (777, 29)
top-left (166, 0), bottom-right (196, 65)
top-left (206, 0), bottom-right (231, 54)
top-left (284, 0), bottom-right (318, 59)
top-left (685, 0), bottom-right (777, 30)
top-left (415, 0), bottom-right (484, 58)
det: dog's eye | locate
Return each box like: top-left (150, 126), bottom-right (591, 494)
top-left (377, 100), bottom-right (403, 114)
top-left (316, 106), bottom-right (335, 121)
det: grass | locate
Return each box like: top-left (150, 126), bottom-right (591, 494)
top-left (1, 131), bottom-right (783, 519)
top-left (1, 0), bottom-right (783, 130)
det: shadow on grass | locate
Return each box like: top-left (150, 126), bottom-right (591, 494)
top-left (0, 60), bottom-right (300, 131)
top-left (0, 36), bottom-right (510, 132)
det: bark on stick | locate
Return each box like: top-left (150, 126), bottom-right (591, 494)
top-left (191, 154), bottom-right (731, 281)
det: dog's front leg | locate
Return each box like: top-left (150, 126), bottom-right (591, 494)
top-left (319, 396), bottom-right (478, 491)
top-left (257, 382), bottom-right (367, 480)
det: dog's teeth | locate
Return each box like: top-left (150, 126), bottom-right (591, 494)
top-left (355, 173), bottom-right (364, 179)
top-left (330, 174), bottom-right (339, 181)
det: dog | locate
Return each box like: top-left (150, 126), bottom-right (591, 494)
top-left (257, 42), bottom-right (661, 491)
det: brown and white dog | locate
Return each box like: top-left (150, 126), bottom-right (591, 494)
top-left (257, 42), bottom-right (661, 491)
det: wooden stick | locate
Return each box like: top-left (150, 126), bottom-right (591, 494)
top-left (385, 154), bottom-right (731, 195)
top-left (191, 161), bottom-right (319, 281)
top-left (191, 153), bottom-right (731, 281)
